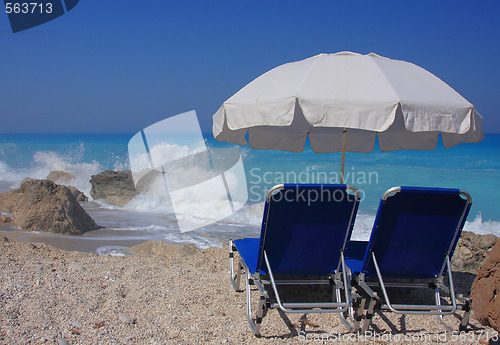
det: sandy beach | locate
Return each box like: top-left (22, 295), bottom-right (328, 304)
top-left (1, 237), bottom-right (498, 345)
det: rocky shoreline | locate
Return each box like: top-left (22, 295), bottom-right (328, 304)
top-left (0, 173), bottom-right (497, 268)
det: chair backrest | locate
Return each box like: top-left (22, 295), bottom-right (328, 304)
top-left (256, 184), bottom-right (360, 276)
top-left (361, 187), bottom-right (472, 278)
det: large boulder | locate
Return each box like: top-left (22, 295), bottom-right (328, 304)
top-left (46, 170), bottom-right (74, 185)
top-left (0, 189), bottom-right (20, 214)
top-left (471, 238), bottom-right (500, 331)
top-left (46, 171), bottom-right (88, 202)
top-left (0, 179), bottom-right (98, 235)
top-left (89, 170), bottom-right (138, 207)
top-left (11, 177), bottom-right (88, 203)
top-left (451, 231), bottom-right (498, 273)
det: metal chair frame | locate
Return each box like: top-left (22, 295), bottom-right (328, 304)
top-left (229, 184), bottom-right (361, 335)
top-left (351, 187), bottom-right (472, 333)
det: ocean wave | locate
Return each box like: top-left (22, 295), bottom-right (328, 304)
top-left (31, 151), bottom-right (102, 196)
top-left (349, 212), bottom-right (500, 240)
top-left (107, 225), bottom-right (173, 233)
top-left (128, 140), bottom-right (206, 173)
top-left (464, 214), bottom-right (500, 237)
top-left (0, 161), bottom-right (22, 182)
top-left (162, 232), bottom-right (224, 250)
top-left (96, 246), bottom-right (130, 256)
top-left (123, 193), bottom-right (175, 214)
top-left (351, 213), bottom-right (376, 241)
top-left (0, 150), bottom-right (103, 197)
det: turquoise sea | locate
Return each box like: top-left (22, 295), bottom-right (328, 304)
top-left (0, 133), bottom-right (499, 253)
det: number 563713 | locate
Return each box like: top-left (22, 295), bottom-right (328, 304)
top-left (5, 2), bottom-right (53, 14)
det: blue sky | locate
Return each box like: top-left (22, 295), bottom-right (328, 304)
top-left (1, 1), bottom-right (499, 133)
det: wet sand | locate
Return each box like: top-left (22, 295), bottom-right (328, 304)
top-left (0, 224), bottom-right (152, 254)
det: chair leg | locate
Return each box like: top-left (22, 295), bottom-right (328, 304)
top-left (333, 258), bottom-right (356, 332)
top-left (437, 315), bottom-right (453, 332)
top-left (230, 241), bottom-right (264, 334)
top-left (254, 296), bottom-right (268, 335)
top-left (334, 277), bottom-right (355, 331)
top-left (362, 296), bottom-right (378, 333)
top-left (352, 296), bottom-right (366, 333)
top-left (355, 276), bottom-right (379, 333)
top-left (235, 261), bottom-right (243, 292)
top-left (458, 298), bottom-right (471, 332)
top-left (435, 287), bottom-right (453, 332)
top-left (229, 240), bottom-right (239, 291)
top-left (244, 269), bottom-right (258, 334)
top-left (229, 241), bottom-right (244, 292)
top-left (336, 289), bottom-right (354, 332)
top-left (245, 270), bottom-right (268, 335)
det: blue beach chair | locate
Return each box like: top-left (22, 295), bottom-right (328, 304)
top-left (229, 184), bottom-right (360, 335)
top-left (345, 187), bottom-right (472, 332)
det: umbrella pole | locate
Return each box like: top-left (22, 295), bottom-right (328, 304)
top-left (340, 128), bottom-right (347, 184)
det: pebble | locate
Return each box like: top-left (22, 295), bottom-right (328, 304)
top-left (69, 320), bottom-right (82, 329)
top-left (68, 264), bottom-right (85, 272)
top-left (57, 338), bottom-right (69, 345)
top-left (117, 312), bottom-right (135, 325)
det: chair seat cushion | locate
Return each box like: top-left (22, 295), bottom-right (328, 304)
top-left (234, 238), bottom-right (265, 275)
top-left (345, 240), bottom-right (368, 275)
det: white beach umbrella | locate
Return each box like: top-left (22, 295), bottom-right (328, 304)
top-left (212, 52), bottom-right (484, 182)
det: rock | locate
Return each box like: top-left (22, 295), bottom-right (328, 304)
top-left (131, 168), bottom-right (163, 193)
top-left (47, 171), bottom-right (74, 185)
top-left (89, 170), bottom-right (137, 206)
top-left (20, 177), bottom-right (36, 185)
top-left (0, 179), bottom-right (98, 235)
top-left (0, 214), bottom-right (13, 222)
top-left (126, 241), bottom-right (200, 257)
top-left (452, 245), bottom-right (473, 270)
top-left (46, 171), bottom-right (88, 202)
top-left (471, 238), bottom-right (500, 331)
top-left (66, 186), bottom-right (88, 202)
top-left (69, 320), bottom-right (82, 329)
top-left (451, 231), bottom-right (498, 274)
top-left (68, 264), bottom-right (85, 272)
top-left (117, 312), bottom-right (135, 325)
top-left (0, 190), bottom-right (21, 213)
top-left (57, 338), bottom-right (69, 345)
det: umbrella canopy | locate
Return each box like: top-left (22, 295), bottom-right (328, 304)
top-left (212, 52), bottom-right (484, 181)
